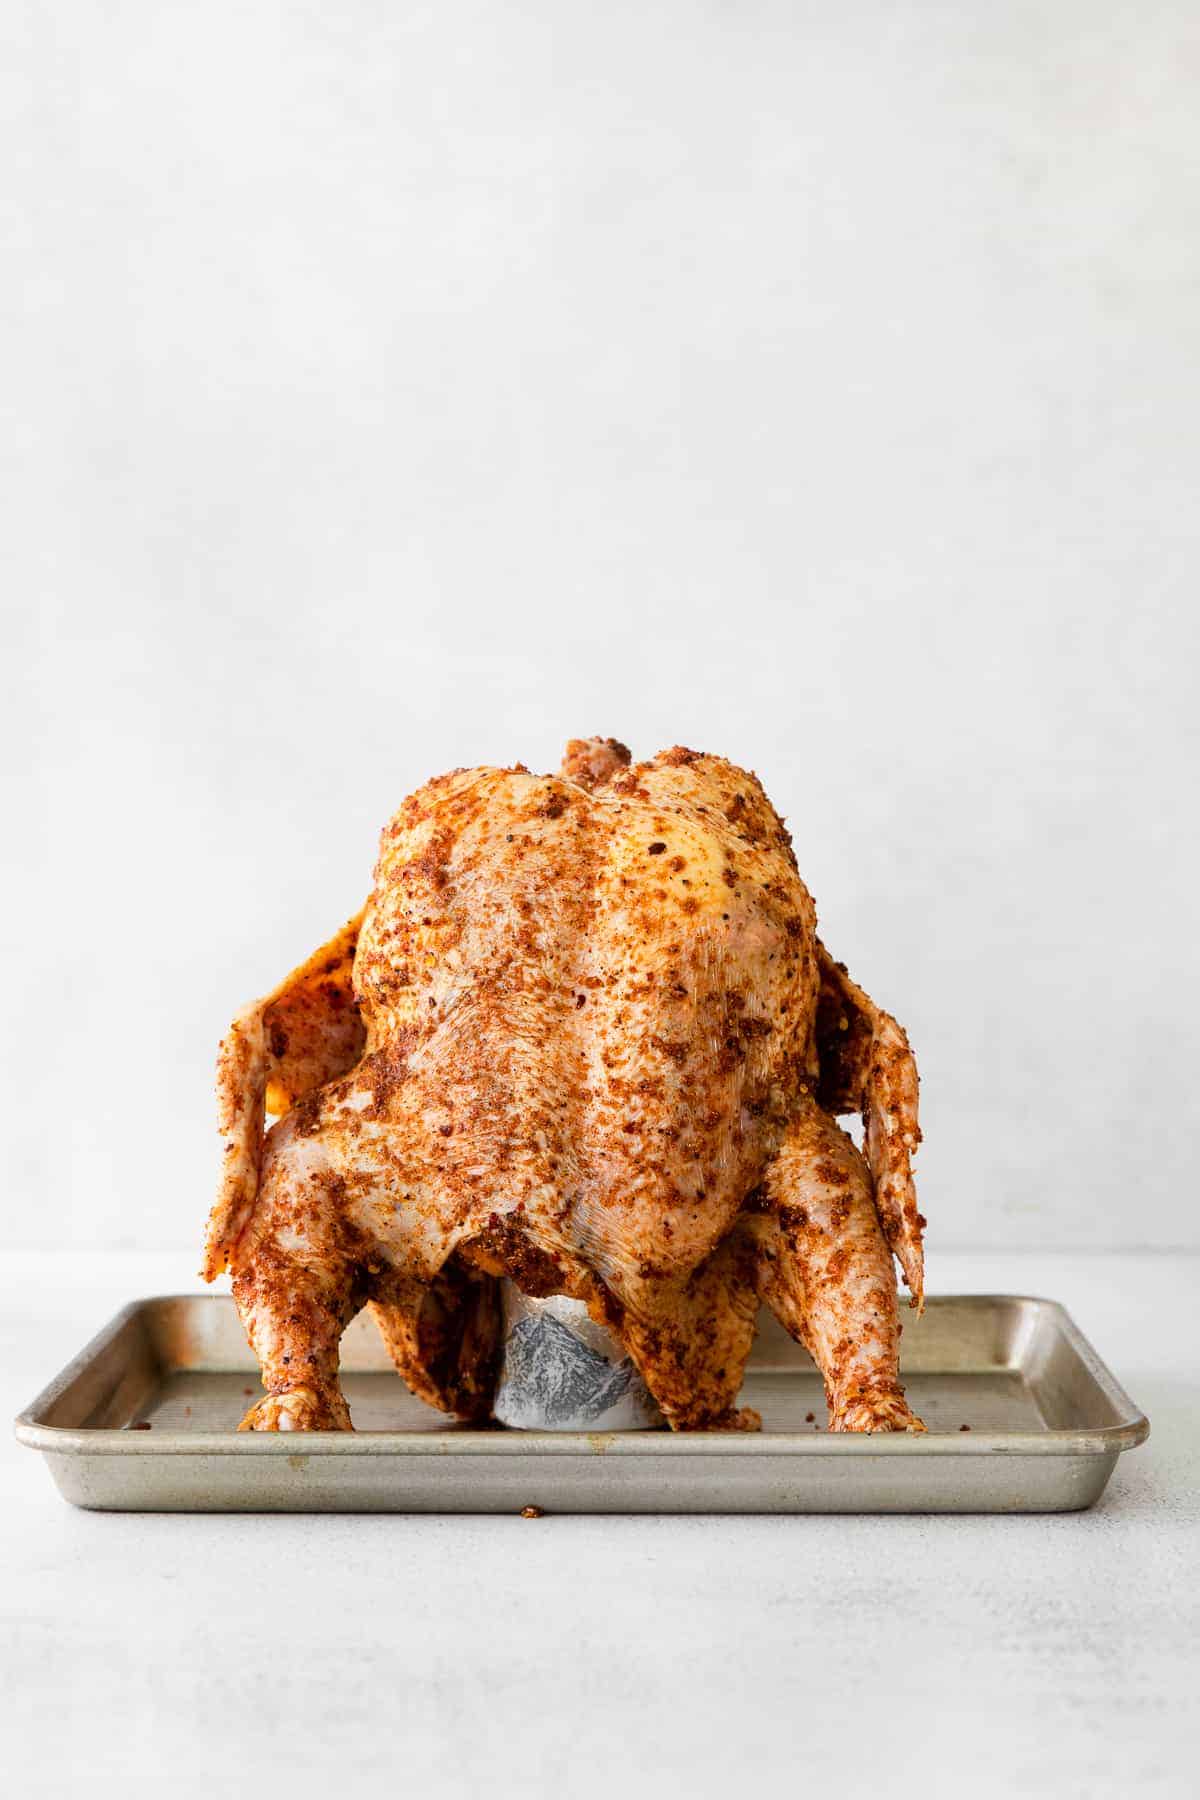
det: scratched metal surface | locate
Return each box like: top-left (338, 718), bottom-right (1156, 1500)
top-left (15, 1295), bottom-right (1148, 1513)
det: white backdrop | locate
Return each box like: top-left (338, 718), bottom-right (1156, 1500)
top-left (5, 2), bottom-right (1197, 1257)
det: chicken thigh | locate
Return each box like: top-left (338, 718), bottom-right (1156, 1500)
top-left (204, 740), bottom-right (925, 1433)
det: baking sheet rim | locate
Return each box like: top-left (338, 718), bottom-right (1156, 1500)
top-left (14, 1292), bottom-right (1151, 1460)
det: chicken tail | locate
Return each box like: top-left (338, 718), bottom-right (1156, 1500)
top-left (560, 737), bottom-right (632, 790)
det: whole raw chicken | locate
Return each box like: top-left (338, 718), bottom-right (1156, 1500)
top-left (204, 740), bottom-right (926, 1434)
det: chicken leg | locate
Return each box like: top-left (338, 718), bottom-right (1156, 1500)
top-left (612, 1231), bottom-right (763, 1431)
top-left (751, 1095), bottom-right (924, 1431)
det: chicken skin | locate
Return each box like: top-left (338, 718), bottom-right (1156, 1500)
top-left (203, 740), bottom-right (925, 1434)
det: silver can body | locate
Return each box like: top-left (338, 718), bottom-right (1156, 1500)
top-left (492, 1286), bottom-right (663, 1431)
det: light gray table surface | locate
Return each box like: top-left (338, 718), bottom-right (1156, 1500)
top-left (3, 1248), bottom-right (1196, 1799)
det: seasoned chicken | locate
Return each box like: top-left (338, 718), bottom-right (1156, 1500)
top-left (203, 740), bottom-right (925, 1433)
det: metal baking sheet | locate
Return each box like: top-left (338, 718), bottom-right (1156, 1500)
top-left (15, 1295), bottom-right (1148, 1514)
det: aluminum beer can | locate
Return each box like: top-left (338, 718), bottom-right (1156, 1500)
top-left (492, 1284), bottom-right (663, 1431)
